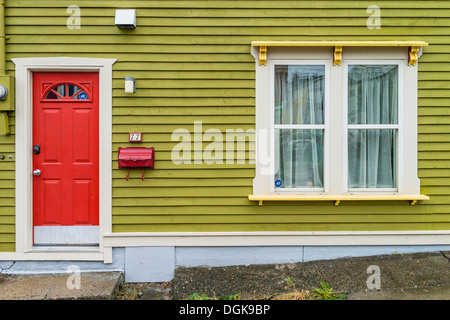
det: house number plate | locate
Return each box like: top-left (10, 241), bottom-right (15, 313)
top-left (129, 132), bottom-right (142, 142)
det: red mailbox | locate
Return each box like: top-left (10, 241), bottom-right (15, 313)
top-left (118, 147), bottom-right (154, 180)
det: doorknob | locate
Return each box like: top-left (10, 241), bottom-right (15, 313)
top-left (33, 169), bottom-right (41, 176)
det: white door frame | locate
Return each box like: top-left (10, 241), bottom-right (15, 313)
top-left (12, 57), bottom-right (116, 262)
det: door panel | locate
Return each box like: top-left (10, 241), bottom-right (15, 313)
top-left (43, 109), bottom-right (62, 162)
top-left (73, 109), bottom-right (91, 162)
top-left (42, 179), bottom-right (61, 224)
top-left (73, 179), bottom-right (92, 224)
top-left (32, 72), bottom-right (99, 245)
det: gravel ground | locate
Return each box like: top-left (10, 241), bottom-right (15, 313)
top-left (115, 251), bottom-right (450, 300)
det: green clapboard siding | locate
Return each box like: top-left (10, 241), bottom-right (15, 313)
top-left (0, 0), bottom-right (449, 248)
top-left (0, 115), bottom-right (14, 251)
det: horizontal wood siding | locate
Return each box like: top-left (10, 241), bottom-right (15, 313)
top-left (0, 108), bottom-right (14, 251)
top-left (0, 0), bottom-right (449, 247)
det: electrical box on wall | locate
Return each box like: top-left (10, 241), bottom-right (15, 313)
top-left (118, 146), bottom-right (155, 180)
top-left (0, 75), bottom-right (14, 111)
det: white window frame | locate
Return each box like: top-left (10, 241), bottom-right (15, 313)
top-left (252, 46), bottom-right (421, 197)
top-left (269, 60), bottom-right (330, 194)
top-left (343, 60), bottom-right (404, 194)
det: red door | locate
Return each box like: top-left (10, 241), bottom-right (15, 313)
top-left (32, 72), bottom-right (99, 245)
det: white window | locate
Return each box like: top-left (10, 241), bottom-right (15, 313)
top-left (252, 46), bottom-right (421, 197)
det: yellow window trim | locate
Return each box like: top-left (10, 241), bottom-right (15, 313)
top-left (248, 194), bottom-right (430, 206)
top-left (251, 41), bottom-right (429, 66)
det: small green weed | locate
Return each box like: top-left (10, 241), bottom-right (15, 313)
top-left (284, 277), bottom-right (295, 290)
top-left (312, 282), bottom-right (347, 300)
top-left (187, 293), bottom-right (241, 300)
top-left (187, 293), bottom-right (211, 300)
top-left (118, 286), bottom-right (139, 300)
top-left (218, 294), bottom-right (241, 300)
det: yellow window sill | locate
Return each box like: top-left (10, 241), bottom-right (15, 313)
top-left (248, 194), bottom-right (430, 206)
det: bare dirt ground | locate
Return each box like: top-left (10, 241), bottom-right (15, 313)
top-left (115, 251), bottom-right (450, 301)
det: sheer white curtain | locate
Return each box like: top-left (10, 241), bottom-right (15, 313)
top-left (274, 65), bottom-right (325, 189)
top-left (347, 65), bottom-right (398, 189)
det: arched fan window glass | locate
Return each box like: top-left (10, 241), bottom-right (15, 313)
top-left (44, 83), bottom-right (89, 100)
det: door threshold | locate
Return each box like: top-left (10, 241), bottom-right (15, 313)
top-left (21, 245), bottom-right (107, 262)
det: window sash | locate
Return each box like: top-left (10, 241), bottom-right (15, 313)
top-left (344, 61), bottom-right (402, 192)
top-left (275, 128), bottom-right (325, 190)
top-left (270, 61), bottom-right (330, 193)
top-left (347, 128), bottom-right (398, 190)
top-left (347, 64), bottom-right (399, 125)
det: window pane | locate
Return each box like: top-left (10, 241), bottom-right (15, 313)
top-left (72, 90), bottom-right (88, 100)
top-left (67, 84), bottom-right (81, 97)
top-left (348, 65), bottom-right (398, 125)
top-left (348, 129), bottom-right (397, 188)
top-left (275, 65), bottom-right (325, 125)
top-left (275, 129), bottom-right (324, 189)
top-left (45, 84), bottom-right (65, 99)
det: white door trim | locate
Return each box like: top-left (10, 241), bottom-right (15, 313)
top-left (12, 57), bottom-right (116, 262)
